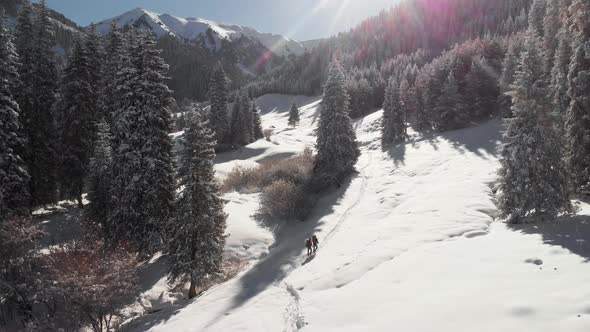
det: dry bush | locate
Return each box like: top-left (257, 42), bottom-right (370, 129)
top-left (42, 238), bottom-right (139, 332)
top-left (221, 148), bottom-right (314, 193)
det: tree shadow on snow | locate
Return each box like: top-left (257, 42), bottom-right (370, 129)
top-left (203, 174), bottom-right (356, 327)
top-left (214, 147), bottom-right (268, 164)
top-left (509, 214), bottom-right (590, 263)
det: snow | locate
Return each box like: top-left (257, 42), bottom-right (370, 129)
top-left (93, 8), bottom-right (306, 55)
top-left (124, 94), bottom-right (590, 331)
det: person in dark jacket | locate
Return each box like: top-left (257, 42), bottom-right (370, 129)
top-left (312, 235), bottom-right (319, 253)
top-left (305, 238), bottom-right (313, 256)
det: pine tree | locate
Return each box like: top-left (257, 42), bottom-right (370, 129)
top-left (550, 0), bottom-right (573, 126)
top-left (564, 0), bottom-right (590, 192)
top-left (381, 77), bottom-right (406, 146)
top-left (528, 0), bottom-right (547, 37)
top-left (465, 58), bottom-right (499, 119)
top-left (109, 30), bottom-right (175, 254)
top-left (101, 21), bottom-right (124, 125)
top-left (434, 71), bottom-right (465, 131)
top-left (15, 0), bottom-right (58, 206)
top-left (314, 60), bottom-right (360, 185)
top-left (230, 92), bottom-right (253, 146)
top-left (399, 77), bottom-right (415, 129)
top-left (543, 0), bottom-right (561, 74)
top-left (252, 101), bottom-right (264, 140)
top-left (288, 101), bottom-right (300, 127)
top-left (0, 10), bottom-right (29, 217)
top-left (499, 41), bottom-right (522, 117)
top-left (208, 63), bottom-right (229, 144)
top-left (498, 31), bottom-right (571, 222)
top-left (86, 120), bottom-right (113, 232)
top-left (166, 112), bottom-right (227, 299)
top-left (57, 38), bottom-right (97, 208)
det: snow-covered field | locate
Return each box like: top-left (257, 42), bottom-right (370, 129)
top-left (124, 94), bottom-right (590, 331)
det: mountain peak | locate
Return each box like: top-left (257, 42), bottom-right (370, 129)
top-left (93, 8), bottom-right (306, 55)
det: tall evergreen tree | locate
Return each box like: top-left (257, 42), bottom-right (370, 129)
top-left (399, 78), bottom-right (415, 128)
top-left (86, 120), bottom-right (113, 232)
top-left (101, 21), bottom-right (124, 125)
top-left (288, 101), bottom-right (300, 127)
top-left (109, 30), bottom-right (175, 254)
top-left (434, 71), bottom-right (465, 131)
top-left (57, 38), bottom-right (97, 207)
top-left (499, 41), bottom-right (523, 116)
top-left (498, 31), bottom-right (571, 222)
top-left (208, 64), bottom-right (229, 145)
top-left (564, 0), bottom-right (590, 192)
top-left (0, 10), bottom-right (29, 217)
top-left (230, 92), bottom-right (253, 146)
top-left (15, 0), bottom-right (58, 206)
top-left (252, 101), bottom-right (264, 140)
top-left (166, 112), bottom-right (227, 299)
top-left (543, 0), bottom-right (561, 74)
top-left (314, 60), bottom-right (360, 185)
top-left (550, 0), bottom-right (573, 126)
top-left (381, 77), bottom-right (406, 145)
top-left (528, 0), bottom-right (547, 37)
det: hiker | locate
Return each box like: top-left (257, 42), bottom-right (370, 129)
top-left (312, 235), bottom-right (319, 253)
top-left (305, 237), bottom-right (313, 257)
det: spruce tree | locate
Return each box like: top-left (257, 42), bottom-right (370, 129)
top-left (109, 30), bottom-right (175, 254)
top-left (434, 72), bottom-right (465, 132)
top-left (57, 38), bottom-right (97, 208)
top-left (499, 41), bottom-right (522, 117)
top-left (314, 60), bottom-right (360, 185)
top-left (86, 120), bottom-right (113, 232)
top-left (498, 31), bottom-right (571, 222)
top-left (230, 92), bottom-right (253, 146)
top-left (15, 0), bottom-right (58, 206)
top-left (101, 21), bottom-right (124, 124)
top-left (564, 0), bottom-right (590, 192)
top-left (381, 77), bottom-right (406, 146)
top-left (550, 0), bottom-right (573, 126)
top-left (208, 64), bottom-right (229, 144)
top-left (288, 101), bottom-right (300, 127)
top-left (166, 112), bottom-right (227, 299)
top-left (399, 78), bottom-right (415, 128)
top-left (543, 0), bottom-right (561, 74)
top-left (252, 101), bottom-right (264, 140)
top-left (529, 0), bottom-right (547, 37)
top-left (0, 10), bottom-right (30, 217)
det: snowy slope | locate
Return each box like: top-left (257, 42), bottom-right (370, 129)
top-left (126, 95), bottom-right (590, 332)
top-left (93, 8), bottom-right (306, 55)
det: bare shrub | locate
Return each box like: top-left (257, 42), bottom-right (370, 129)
top-left (42, 238), bottom-right (139, 332)
top-left (263, 128), bottom-right (273, 141)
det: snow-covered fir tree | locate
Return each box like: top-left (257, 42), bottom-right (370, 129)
top-left (543, 0), bottom-right (561, 74)
top-left (550, 0), bottom-right (573, 127)
top-left (231, 92), bottom-right (254, 146)
top-left (314, 60), bottom-right (360, 185)
top-left (109, 30), bottom-right (175, 254)
top-left (499, 40), bottom-right (523, 116)
top-left (57, 37), bottom-right (98, 208)
top-left (288, 101), bottom-right (300, 127)
top-left (252, 101), bottom-right (264, 140)
top-left (0, 10), bottom-right (29, 217)
top-left (399, 77), bottom-right (415, 128)
top-left (434, 71), bottom-right (465, 131)
top-left (564, 0), bottom-right (590, 192)
top-left (14, 0), bottom-right (58, 206)
top-left (465, 58), bottom-right (499, 119)
top-left (208, 63), bottom-right (229, 145)
top-left (381, 77), bottom-right (406, 146)
top-left (528, 0), bottom-right (547, 38)
top-left (101, 21), bottom-right (124, 124)
top-left (86, 120), bottom-right (113, 232)
top-left (166, 111), bottom-right (227, 299)
top-left (498, 30), bottom-right (571, 223)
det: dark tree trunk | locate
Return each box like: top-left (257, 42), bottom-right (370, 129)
top-left (188, 279), bottom-right (198, 299)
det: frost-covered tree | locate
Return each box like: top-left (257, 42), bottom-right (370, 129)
top-left (564, 0), bottom-right (590, 192)
top-left (208, 64), bottom-right (229, 144)
top-left (498, 31), bottom-right (571, 223)
top-left (543, 0), bottom-right (561, 74)
top-left (101, 22), bottom-right (124, 125)
top-left (381, 77), bottom-right (406, 145)
top-left (109, 31), bottom-right (175, 254)
top-left (529, 0), bottom-right (547, 37)
top-left (0, 10), bottom-right (29, 217)
top-left (550, 0), bottom-right (573, 126)
top-left (15, 0), bottom-right (58, 206)
top-left (499, 41), bottom-right (523, 116)
top-left (252, 101), bottom-right (264, 140)
top-left (167, 112), bottom-right (226, 299)
top-left (288, 101), bottom-right (300, 127)
top-left (399, 77), bottom-right (415, 127)
top-left (86, 120), bottom-right (113, 232)
top-left (57, 38), bottom-right (97, 208)
top-left (314, 60), bottom-right (360, 185)
top-left (434, 71), bottom-right (465, 131)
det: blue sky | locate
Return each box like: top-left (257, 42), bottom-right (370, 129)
top-left (41, 0), bottom-right (395, 41)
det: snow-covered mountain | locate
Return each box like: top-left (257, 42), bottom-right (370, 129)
top-left (94, 8), bottom-right (308, 56)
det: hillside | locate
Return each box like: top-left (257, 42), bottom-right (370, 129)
top-left (120, 94), bottom-right (590, 331)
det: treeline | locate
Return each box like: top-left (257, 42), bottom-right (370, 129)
top-left (245, 0), bottom-right (533, 117)
top-left (0, 1), bottom-right (233, 330)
